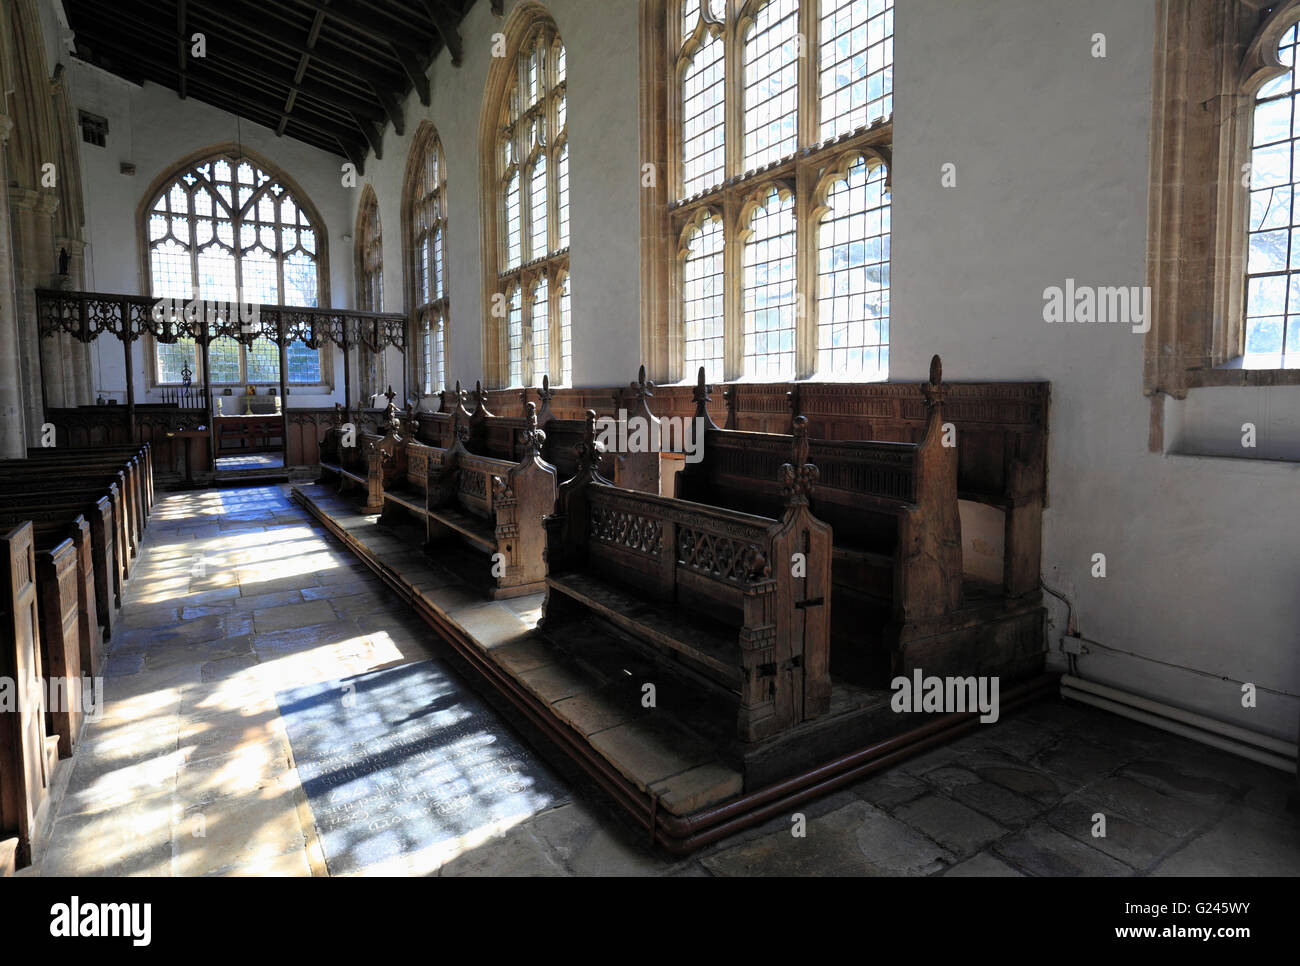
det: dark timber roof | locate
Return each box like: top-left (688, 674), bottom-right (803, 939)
top-left (65, 0), bottom-right (496, 172)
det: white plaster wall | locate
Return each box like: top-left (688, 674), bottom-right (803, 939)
top-left (895, 0), bottom-right (1300, 741)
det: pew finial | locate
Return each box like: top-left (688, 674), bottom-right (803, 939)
top-left (534, 374), bottom-right (555, 425)
top-left (923, 354), bottom-right (945, 411)
top-left (470, 379), bottom-right (494, 418)
top-left (692, 366), bottom-right (721, 429)
top-left (631, 363), bottom-right (655, 400)
top-left (574, 408), bottom-right (606, 475)
top-left (692, 366), bottom-right (711, 408)
top-left (623, 363), bottom-right (658, 426)
top-left (520, 401), bottom-right (547, 458)
top-left (780, 416), bottom-right (819, 507)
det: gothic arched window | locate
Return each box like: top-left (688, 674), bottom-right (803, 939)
top-left (487, 16), bottom-right (571, 387)
top-left (144, 149), bottom-right (325, 385)
top-left (404, 123), bottom-right (449, 394)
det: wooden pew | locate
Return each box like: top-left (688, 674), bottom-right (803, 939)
top-left (676, 358), bottom-right (962, 681)
top-left (0, 506), bottom-right (108, 758)
top-left (409, 403), bottom-right (557, 598)
top-left (318, 406), bottom-right (390, 512)
top-left (0, 522), bottom-right (58, 872)
top-left (0, 474), bottom-right (134, 585)
top-left (324, 397), bottom-right (560, 599)
top-left (0, 459), bottom-right (141, 563)
top-left (19, 441), bottom-right (152, 524)
top-left (542, 412), bottom-right (833, 742)
top-left (0, 491), bottom-right (122, 630)
top-left (30, 533), bottom-right (83, 759)
top-left (0, 458), bottom-right (134, 644)
top-left (460, 374), bottom-right (657, 491)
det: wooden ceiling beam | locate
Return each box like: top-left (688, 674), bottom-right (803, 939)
top-left (421, 0), bottom-right (464, 67)
top-left (171, 1), bottom-right (409, 125)
top-left (71, 31), bottom-right (360, 156)
top-left (71, 6), bottom-right (386, 126)
top-left (137, 0), bottom-right (400, 80)
top-left (336, 136), bottom-right (367, 177)
top-left (66, 0), bottom-right (475, 161)
top-left (303, 0), bottom-right (437, 55)
top-left (372, 87), bottom-right (405, 138)
top-left (177, 0), bottom-right (188, 99)
top-left (354, 116), bottom-right (384, 160)
top-left (279, 3), bottom-right (330, 137)
top-left (393, 47), bottom-right (431, 107)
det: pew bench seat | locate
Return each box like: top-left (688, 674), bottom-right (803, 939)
top-left (546, 571), bottom-right (744, 696)
top-left (425, 501), bottom-right (498, 556)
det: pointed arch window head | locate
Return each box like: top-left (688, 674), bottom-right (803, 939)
top-left (406, 124), bottom-right (450, 394)
top-left (1246, 21), bottom-right (1300, 368)
top-left (816, 153), bottom-right (890, 378)
top-left (742, 185), bottom-right (798, 380)
top-left (507, 285), bottom-right (525, 388)
top-left (144, 149), bottom-right (325, 385)
top-left (489, 14), bottom-right (572, 387)
top-left (681, 209), bottom-right (725, 383)
top-left (530, 276), bottom-right (551, 383)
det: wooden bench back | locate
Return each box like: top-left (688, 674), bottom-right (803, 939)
top-left (723, 374), bottom-right (1048, 510)
top-left (452, 449), bottom-right (513, 520)
top-left (677, 357), bottom-right (962, 622)
top-left (0, 523), bottom-right (49, 870)
top-left (679, 430), bottom-right (923, 554)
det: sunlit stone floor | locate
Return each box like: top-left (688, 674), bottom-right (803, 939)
top-left (22, 485), bottom-right (1300, 876)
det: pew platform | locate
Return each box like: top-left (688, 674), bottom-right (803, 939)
top-left (291, 481), bottom-right (1056, 850)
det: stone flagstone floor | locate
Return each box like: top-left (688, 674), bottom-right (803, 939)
top-left (22, 485), bottom-right (1300, 876)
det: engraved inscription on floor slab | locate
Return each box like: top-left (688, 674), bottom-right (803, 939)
top-left (278, 660), bottom-right (570, 875)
